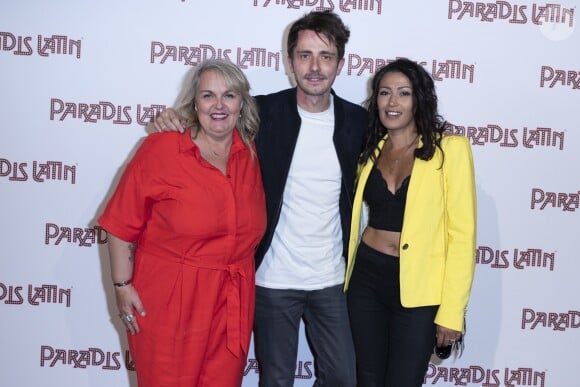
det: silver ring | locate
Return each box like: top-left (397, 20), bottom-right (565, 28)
top-left (124, 314), bottom-right (134, 323)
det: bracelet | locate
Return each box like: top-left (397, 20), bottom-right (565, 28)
top-left (113, 280), bottom-right (132, 287)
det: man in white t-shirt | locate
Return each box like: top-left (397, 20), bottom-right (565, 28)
top-left (252, 12), bottom-right (366, 386)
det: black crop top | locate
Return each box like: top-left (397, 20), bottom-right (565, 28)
top-left (363, 166), bottom-right (410, 232)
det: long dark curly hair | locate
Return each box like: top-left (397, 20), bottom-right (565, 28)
top-left (361, 58), bottom-right (448, 164)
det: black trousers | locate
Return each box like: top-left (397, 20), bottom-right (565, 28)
top-left (347, 241), bottom-right (438, 387)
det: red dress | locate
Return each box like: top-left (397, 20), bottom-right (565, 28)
top-left (99, 129), bottom-right (266, 386)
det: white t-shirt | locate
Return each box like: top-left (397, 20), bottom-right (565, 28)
top-left (255, 98), bottom-right (345, 290)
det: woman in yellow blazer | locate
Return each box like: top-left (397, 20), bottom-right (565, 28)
top-left (345, 58), bottom-right (476, 387)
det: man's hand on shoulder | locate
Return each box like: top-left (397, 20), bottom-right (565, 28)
top-left (153, 108), bottom-right (186, 133)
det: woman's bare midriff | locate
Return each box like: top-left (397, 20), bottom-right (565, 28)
top-left (361, 226), bottom-right (401, 257)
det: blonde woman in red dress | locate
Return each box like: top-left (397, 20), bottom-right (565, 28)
top-left (99, 59), bottom-right (266, 386)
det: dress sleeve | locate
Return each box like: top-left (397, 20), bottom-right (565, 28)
top-left (98, 137), bottom-right (157, 242)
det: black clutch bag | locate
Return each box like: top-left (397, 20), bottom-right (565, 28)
top-left (434, 337), bottom-right (464, 359)
top-left (434, 320), bottom-right (466, 360)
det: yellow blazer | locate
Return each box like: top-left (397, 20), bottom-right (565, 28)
top-left (345, 134), bottom-right (477, 331)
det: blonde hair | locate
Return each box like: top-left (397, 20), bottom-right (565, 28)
top-left (175, 59), bottom-right (259, 151)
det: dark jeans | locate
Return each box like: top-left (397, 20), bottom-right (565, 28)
top-left (347, 241), bottom-right (438, 387)
top-left (254, 284), bottom-right (356, 387)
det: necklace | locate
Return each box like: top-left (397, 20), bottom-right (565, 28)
top-left (207, 148), bottom-right (227, 158)
top-left (387, 135), bottom-right (418, 161)
top-left (384, 134), bottom-right (418, 172)
top-left (192, 130), bottom-right (231, 159)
